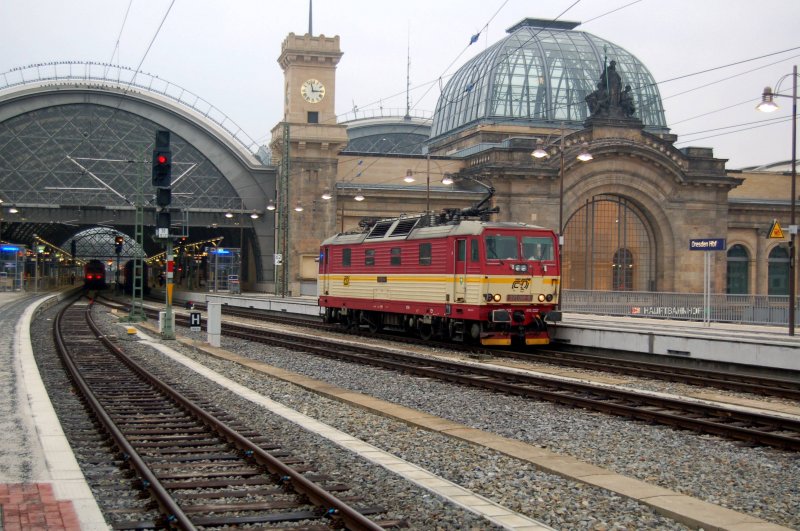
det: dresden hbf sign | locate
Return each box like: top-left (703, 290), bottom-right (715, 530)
top-left (689, 238), bottom-right (726, 251)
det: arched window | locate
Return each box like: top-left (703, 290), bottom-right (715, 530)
top-left (726, 244), bottom-right (749, 294)
top-left (564, 195), bottom-right (655, 291)
top-left (768, 245), bottom-right (790, 295)
top-left (612, 248), bottom-right (634, 291)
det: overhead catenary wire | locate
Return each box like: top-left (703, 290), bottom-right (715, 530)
top-left (104, 0), bottom-right (134, 77)
top-left (69, 0), bottom-right (177, 160)
top-left (325, 0), bottom-right (597, 193)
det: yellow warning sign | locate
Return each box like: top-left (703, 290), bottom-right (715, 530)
top-left (769, 219), bottom-right (785, 239)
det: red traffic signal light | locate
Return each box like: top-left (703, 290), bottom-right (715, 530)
top-left (152, 150), bottom-right (172, 187)
top-left (152, 130), bottom-right (172, 187)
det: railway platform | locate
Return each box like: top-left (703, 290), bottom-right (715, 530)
top-left (0, 290), bottom-right (106, 530)
top-left (164, 288), bottom-right (800, 373)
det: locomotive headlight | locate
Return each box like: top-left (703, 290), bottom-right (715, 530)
top-left (537, 294), bottom-right (546, 302)
top-left (512, 263), bottom-right (528, 273)
top-left (484, 293), bottom-right (494, 302)
top-left (493, 293), bottom-right (502, 302)
top-left (545, 294), bottom-right (554, 302)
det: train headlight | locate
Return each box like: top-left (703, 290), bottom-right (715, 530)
top-left (545, 294), bottom-right (554, 302)
top-left (537, 294), bottom-right (546, 302)
top-left (484, 293), bottom-right (494, 302)
top-left (493, 293), bottom-right (502, 302)
top-left (512, 264), bottom-right (528, 272)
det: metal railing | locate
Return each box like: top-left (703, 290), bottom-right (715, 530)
top-left (562, 290), bottom-right (797, 327)
top-left (0, 61), bottom-right (260, 155)
top-left (337, 107), bottom-right (433, 123)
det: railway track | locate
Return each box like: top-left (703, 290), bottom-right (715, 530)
top-left (192, 303), bottom-right (800, 401)
top-left (104, 297), bottom-right (800, 449)
top-left (215, 320), bottom-right (800, 452)
top-left (55, 296), bottom-right (397, 530)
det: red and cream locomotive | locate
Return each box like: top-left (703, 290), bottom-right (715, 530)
top-left (318, 195), bottom-right (561, 346)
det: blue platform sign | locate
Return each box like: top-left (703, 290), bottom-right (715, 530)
top-left (689, 238), bottom-right (726, 251)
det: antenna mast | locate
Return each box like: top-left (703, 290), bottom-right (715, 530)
top-left (405, 24), bottom-right (411, 119)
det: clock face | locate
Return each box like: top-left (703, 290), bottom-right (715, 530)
top-left (300, 79), bottom-right (325, 103)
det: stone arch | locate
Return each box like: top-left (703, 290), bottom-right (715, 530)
top-left (564, 194), bottom-right (656, 291)
top-left (562, 163), bottom-right (677, 291)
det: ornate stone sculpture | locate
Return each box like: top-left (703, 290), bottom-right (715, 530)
top-left (585, 60), bottom-right (636, 119)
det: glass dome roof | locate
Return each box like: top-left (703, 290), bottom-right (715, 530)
top-left (430, 19), bottom-right (667, 139)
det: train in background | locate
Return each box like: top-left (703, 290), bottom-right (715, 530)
top-left (318, 187), bottom-right (561, 346)
top-left (83, 259), bottom-right (108, 291)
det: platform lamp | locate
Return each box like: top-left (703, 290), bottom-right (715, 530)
top-left (757, 65), bottom-right (798, 335)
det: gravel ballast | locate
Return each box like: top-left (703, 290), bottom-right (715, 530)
top-left (24, 300), bottom-right (800, 530)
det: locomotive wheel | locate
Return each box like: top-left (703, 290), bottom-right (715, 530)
top-left (469, 322), bottom-right (481, 340)
top-left (341, 312), bottom-right (354, 329)
top-left (404, 316), bottom-right (416, 335)
top-left (363, 312), bottom-right (383, 334)
top-left (418, 321), bottom-right (433, 340)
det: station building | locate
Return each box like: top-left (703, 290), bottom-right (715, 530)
top-left (0, 18), bottom-right (793, 299)
top-left (276, 18), bottom-right (789, 298)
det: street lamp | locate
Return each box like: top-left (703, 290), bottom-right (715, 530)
top-left (532, 128), bottom-right (593, 309)
top-left (531, 128), bottom-right (593, 236)
top-left (757, 64), bottom-right (798, 335)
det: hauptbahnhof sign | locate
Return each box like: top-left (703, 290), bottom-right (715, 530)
top-left (689, 238), bottom-right (726, 251)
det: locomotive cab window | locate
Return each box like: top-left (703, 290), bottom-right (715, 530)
top-left (365, 249), bottom-right (375, 266)
top-left (470, 239), bottom-right (479, 262)
top-left (485, 235), bottom-right (519, 260)
top-left (456, 240), bottom-right (466, 262)
top-left (522, 237), bottom-right (554, 261)
top-left (391, 247), bottom-right (401, 265)
top-left (419, 243), bottom-right (432, 265)
top-left (342, 248), bottom-right (351, 267)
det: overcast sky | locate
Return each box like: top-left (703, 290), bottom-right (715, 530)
top-left (1, 0), bottom-right (799, 170)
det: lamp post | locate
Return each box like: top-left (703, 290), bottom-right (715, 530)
top-left (532, 127), bottom-right (593, 236)
top-left (532, 127), bottom-right (592, 307)
top-left (531, 127), bottom-right (592, 264)
top-left (758, 65), bottom-right (798, 335)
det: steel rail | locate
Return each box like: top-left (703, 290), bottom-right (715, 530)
top-left (222, 323), bottom-right (800, 452)
top-left (60, 297), bottom-right (387, 530)
top-left (101, 297), bottom-right (800, 400)
top-left (54, 298), bottom-right (195, 529)
top-left (89, 317), bottom-right (385, 531)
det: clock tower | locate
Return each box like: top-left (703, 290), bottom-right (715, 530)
top-left (270, 32), bottom-right (348, 296)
